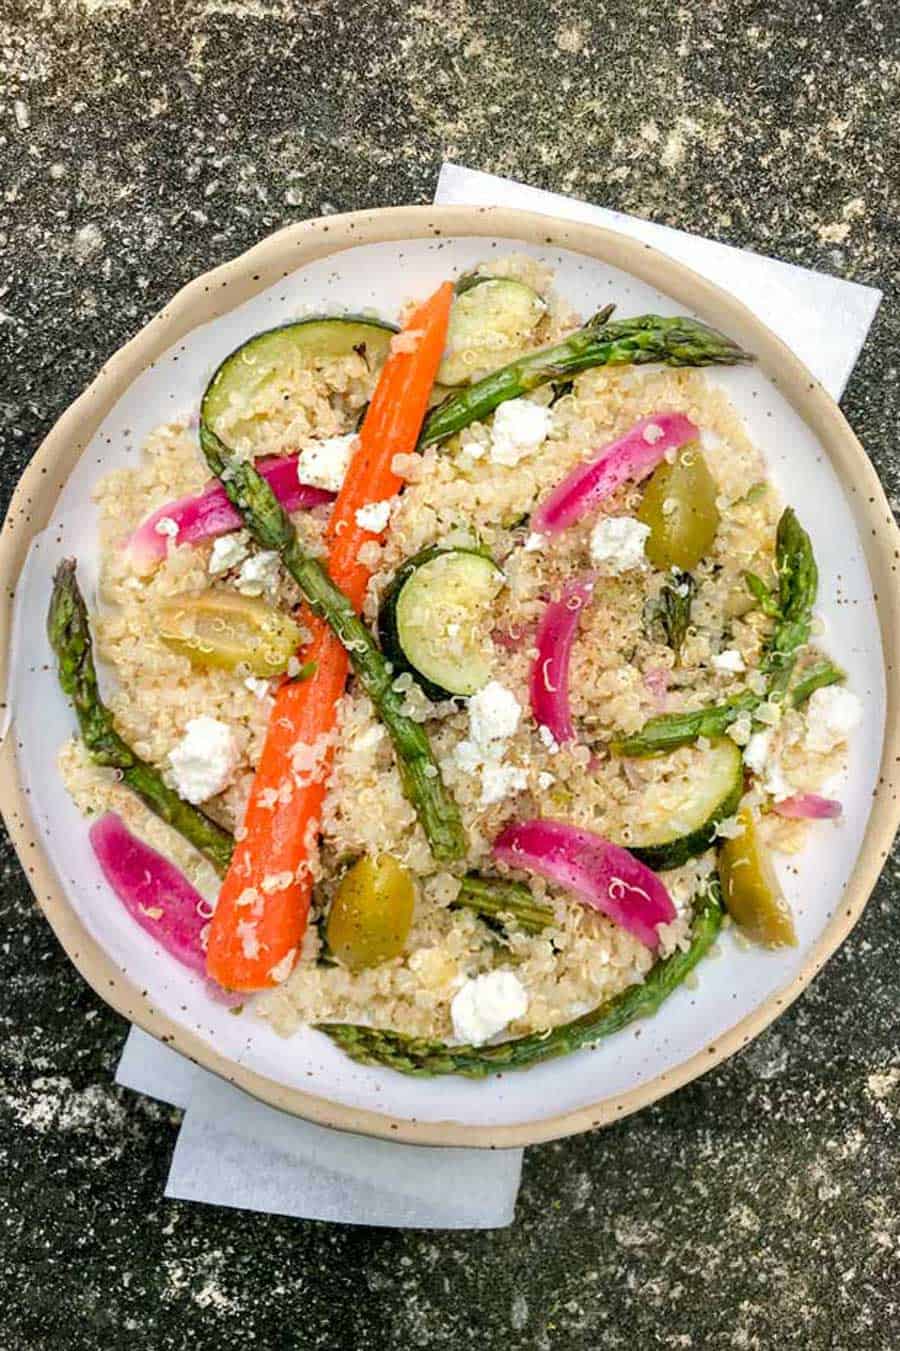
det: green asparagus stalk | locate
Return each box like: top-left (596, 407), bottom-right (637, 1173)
top-left (611, 690), bottom-right (760, 758)
top-left (655, 568), bottom-right (697, 659)
top-left (320, 877), bottom-right (723, 1078)
top-left (420, 311), bottom-right (752, 447)
top-left (48, 561), bottom-right (235, 876)
top-left (614, 508), bottom-right (825, 757)
top-left (760, 507), bottom-right (818, 698)
top-left (790, 659), bottom-right (845, 708)
top-left (453, 874), bottom-right (554, 935)
top-left (199, 425), bottom-right (466, 864)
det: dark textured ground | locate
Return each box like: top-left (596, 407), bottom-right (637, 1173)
top-left (2, 2), bottom-right (899, 1347)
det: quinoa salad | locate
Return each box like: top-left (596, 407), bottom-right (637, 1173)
top-left (49, 256), bottom-right (862, 1078)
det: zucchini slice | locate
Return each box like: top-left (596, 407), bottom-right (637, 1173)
top-left (438, 278), bottom-right (546, 387)
top-left (622, 738), bottom-right (744, 870)
top-left (201, 315), bottom-right (398, 446)
top-left (378, 546), bottom-right (505, 699)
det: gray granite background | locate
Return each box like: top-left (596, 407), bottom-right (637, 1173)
top-left (2, 2), bottom-right (899, 1347)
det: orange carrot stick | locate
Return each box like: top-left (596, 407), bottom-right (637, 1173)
top-left (206, 283), bottom-right (453, 990)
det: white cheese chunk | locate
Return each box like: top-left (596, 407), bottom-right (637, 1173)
top-left (236, 550), bottom-right (280, 597)
top-left (208, 532), bottom-right (249, 576)
top-left (169, 716), bottom-right (239, 804)
top-left (354, 499), bottom-right (392, 533)
top-left (712, 648), bottom-right (746, 675)
top-left (743, 729), bottom-right (793, 800)
top-left (452, 682), bottom-right (527, 807)
top-left (538, 724), bottom-right (560, 755)
top-left (451, 970), bottom-right (528, 1045)
top-left (523, 531), bottom-right (546, 553)
top-left (479, 763), bottom-right (528, 807)
top-left (742, 730), bottom-right (771, 777)
top-left (489, 398), bottom-right (551, 467)
top-left (588, 515), bottom-right (651, 575)
top-left (468, 680), bottom-right (522, 749)
top-left (296, 433), bottom-right (357, 493)
top-left (154, 516), bottom-right (180, 538)
top-left (805, 685), bottom-right (862, 754)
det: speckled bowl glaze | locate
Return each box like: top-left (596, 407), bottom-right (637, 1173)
top-left (1, 206), bottom-right (898, 1147)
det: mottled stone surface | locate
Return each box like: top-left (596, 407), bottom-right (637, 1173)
top-left (2, 2), bottom-right (899, 1347)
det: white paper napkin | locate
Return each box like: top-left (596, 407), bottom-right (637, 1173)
top-left (108, 162), bottom-right (879, 1225)
top-left (436, 162), bottom-right (881, 397)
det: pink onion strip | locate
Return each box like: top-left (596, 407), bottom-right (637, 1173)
top-left (531, 412), bottom-right (699, 536)
top-left (494, 818), bottom-right (675, 949)
top-left (530, 576), bottom-right (595, 744)
top-left (124, 454), bottom-right (334, 573)
top-left (773, 793), bottom-right (842, 820)
top-left (89, 812), bottom-right (214, 978)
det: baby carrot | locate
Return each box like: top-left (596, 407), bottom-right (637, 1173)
top-left (206, 283), bottom-right (453, 991)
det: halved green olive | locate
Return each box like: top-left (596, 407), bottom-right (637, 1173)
top-left (326, 855), bottom-right (416, 971)
top-left (637, 442), bottom-right (721, 570)
top-left (158, 589), bottom-right (303, 676)
top-left (718, 806), bottom-right (797, 947)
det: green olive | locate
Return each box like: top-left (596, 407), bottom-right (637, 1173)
top-left (718, 806), bottom-right (797, 947)
top-left (325, 855), bottom-right (416, 971)
top-left (637, 442), bottom-right (721, 570)
top-left (158, 589), bottom-right (303, 677)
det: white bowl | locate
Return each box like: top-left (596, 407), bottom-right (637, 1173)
top-left (2, 206), bottom-right (898, 1147)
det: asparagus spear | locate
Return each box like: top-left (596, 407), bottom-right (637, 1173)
top-left (48, 561), bottom-right (235, 875)
top-left (320, 877), bottom-right (723, 1077)
top-left (613, 508), bottom-right (825, 757)
top-left (452, 874), bottom-right (554, 935)
top-left (612, 690), bottom-right (761, 758)
top-left (198, 425), bottom-right (466, 864)
top-left (420, 311), bottom-right (752, 447)
top-left (654, 568), bottom-right (697, 659)
top-left (790, 659), bottom-right (844, 708)
top-left (759, 507), bottom-right (818, 698)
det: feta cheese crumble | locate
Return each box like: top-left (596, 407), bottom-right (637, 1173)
top-left (588, 515), bottom-right (651, 575)
top-left (354, 499), bottom-right (392, 533)
top-left (479, 763), bottom-right (528, 806)
top-left (451, 970), bottom-right (528, 1045)
top-left (453, 681), bottom-right (526, 807)
top-left (743, 730), bottom-right (793, 800)
top-left (237, 550), bottom-right (280, 597)
top-left (523, 531), bottom-right (546, 553)
top-left (296, 433), bottom-right (357, 493)
top-left (468, 681), bottom-right (522, 749)
top-left (743, 730), bottom-right (771, 777)
top-left (169, 716), bottom-right (239, 804)
top-left (538, 724), bottom-right (560, 754)
top-left (805, 685), bottom-right (862, 754)
top-left (712, 648), bottom-right (746, 675)
top-left (153, 516), bottom-right (179, 538)
top-left (489, 398), bottom-right (551, 467)
top-left (208, 532), bottom-right (249, 576)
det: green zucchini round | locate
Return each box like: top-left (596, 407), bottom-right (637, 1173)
top-left (438, 277), bottom-right (546, 387)
top-left (378, 546), bottom-right (505, 700)
top-left (201, 314), bottom-right (398, 442)
top-left (623, 738), bottom-right (744, 871)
